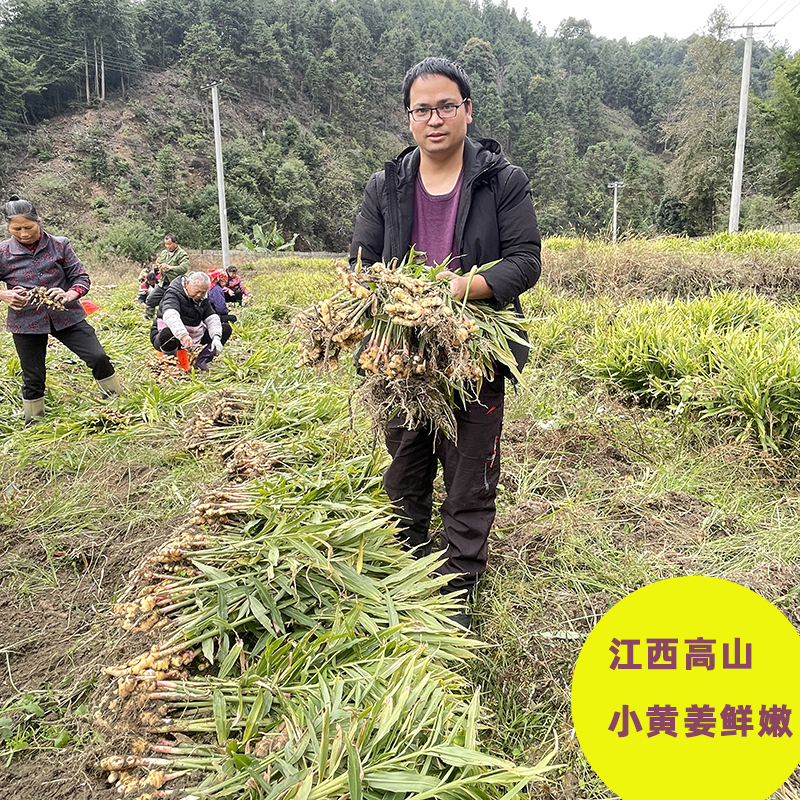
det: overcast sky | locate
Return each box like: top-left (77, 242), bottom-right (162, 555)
top-left (508, 0), bottom-right (800, 53)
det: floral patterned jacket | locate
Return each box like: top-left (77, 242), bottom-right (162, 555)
top-left (0, 230), bottom-right (90, 334)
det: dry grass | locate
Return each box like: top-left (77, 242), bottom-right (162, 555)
top-left (541, 237), bottom-right (800, 300)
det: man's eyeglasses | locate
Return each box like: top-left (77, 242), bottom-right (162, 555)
top-left (407, 99), bottom-right (468, 122)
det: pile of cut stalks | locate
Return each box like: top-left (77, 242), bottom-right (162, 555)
top-left (93, 385), bottom-right (549, 798)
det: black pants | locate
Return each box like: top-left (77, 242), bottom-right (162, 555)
top-left (144, 285), bottom-right (166, 317)
top-left (383, 374), bottom-right (505, 596)
top-left (226, 287), bottom-right (243, 305)
top-left (13, 320), bottom-right (114, 400)
top-left (150, 321), bottom-right (233, 354)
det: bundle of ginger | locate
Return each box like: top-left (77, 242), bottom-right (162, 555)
top-left (294, 249), bottom-right (527, 439)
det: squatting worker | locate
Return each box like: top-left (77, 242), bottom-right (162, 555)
top-left (0, 195), bottom-right (122, 423)
top-left (349, 57), bottom-right (541, 628)
top-left (222, 265), bottom-right (251, 305)
top-left (144, 233), bottom-right (189, 319)
top-left (207, 269), bottom-right (238, 324)
top-left (150, 271), bottom-right (230, 371)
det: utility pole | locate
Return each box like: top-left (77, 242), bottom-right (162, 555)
top-left (202, 82), bottom-right (231, 269)
top-left (608, 181), bottom-right (624, 243)
top-left (728, 23), bottom-right (773, 233)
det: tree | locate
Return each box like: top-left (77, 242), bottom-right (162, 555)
top-left (555, 17), bottom-right (598, 75)
top-left (136, 0), bottom-right (198, 67)
top-left (0, 46), bottom-right (44, 129)
top-left (530, 131), bottom-right (581, 233)
top-left (660, 7), bottom-right (739, 233)
top-left (762, 51), bottom-right (800, 196)
top-left (458, 38), bottom-right (498, 84)
top-left (513, 111), bottom-right (546, 177)
top-left (66, 0), bottom-right (141, 102)
top-left (330, 9), bottom-right (373, 75)
top-left (563, 66), bottom-right (603, 155)
top-left (179, 22), bottom-right (235, 84)
top-left (155, 144), bottom-right (184, 212)
top-left (240, 20), bottom-right (290, 101)
top-left (470, 75), bottom-right (510, 147)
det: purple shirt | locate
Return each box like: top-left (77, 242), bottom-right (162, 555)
top-left (410, 171), bottom-right (463, 271)
top-left (0, 230), bottom-right (90, 334)
top-left (208, 283), bottom-right (229, 315)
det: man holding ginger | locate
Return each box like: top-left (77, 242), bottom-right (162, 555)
top-left (349, 57), bottom-right (541, 628)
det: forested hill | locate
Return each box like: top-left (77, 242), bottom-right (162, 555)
top-left (2, 0), bottom-right (800, 256)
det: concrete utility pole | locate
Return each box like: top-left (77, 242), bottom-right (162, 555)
top-left (202, 82), bottom-right (231, 269)
top-left (608, 181), bottom-right (624, 242)
top-left (728, 23), bottom-right (774, 233)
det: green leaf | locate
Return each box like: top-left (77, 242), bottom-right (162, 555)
top-left (218, 640), bottom-right (243, 680)
top-left (202, 635), bottom-right (216, 664)
top-left (427, 745), bottom-right (510, 768)
top-left (293, 772), bottom-right (314, 800)
top-left (0, 718), bottom-right (14, 741)
top-left (231, 751), bottom-right (253, 769)
top-left (213, 690), bottom-right (231, 745)
top-left (384, 591), bottom-right (399, 628)
top-left (365, 770), bottom-right (440, 791)
top-left (248, 594), bottom-right (274, 631)
top-left (52, 730), bottom-right (71, 748)
top-left (19, 699), bottom-right (44, 718)
top-left (242, 689), bottom-right (266, 742)
top-left (346, 737), bottom-right (363, 800)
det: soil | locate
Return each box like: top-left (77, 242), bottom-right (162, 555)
top-left (501, 418), bottom-right (638, 495)
top-left (0, 462), bottom-right (180, 800)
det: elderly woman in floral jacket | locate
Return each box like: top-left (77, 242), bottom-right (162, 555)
top-left (0, 195), bottom-right (122, 422)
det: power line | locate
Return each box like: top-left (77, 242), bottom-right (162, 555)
top-left (731, 0), bottom-right (800, 29)
top-left (1, 37), bottom-right (159, 74)
top-left (742, 0), bottom-right (777, 22)
top-left (771, 0), bottom-right (800, 26)
top-left (731, 0), bottom-right (760, 25)
top-left (761, 0), bottom-right (793, 23)
top-left (0, 31), bottom-right (168, 70)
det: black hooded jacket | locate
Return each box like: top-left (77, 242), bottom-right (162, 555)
top-left (350, 136), bottom-right (541, 373)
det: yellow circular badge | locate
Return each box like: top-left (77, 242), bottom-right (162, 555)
top-left (571, 576), bottom-right (800, 800)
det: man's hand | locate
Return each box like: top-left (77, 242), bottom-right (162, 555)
top-left (211, 336), bottom-right (223, 354)
top-left (436, 270), bottom-right (492, 301)
top-left (1, 287), bottom-right (29, 310)
top-left (46, 287), bottom-right (79, 304)
top-left (180, 334), bottom-right (193, 349)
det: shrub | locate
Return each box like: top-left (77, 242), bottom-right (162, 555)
top-left (80, 127), bottom-right (111, 183)
top-left (27, 130), bottom-right (55, 162)
top-left (740, 196), bottom-right (787, 230)
top-left (587, 291), bottom-right (800, 451)
top-left (27, 174), bottom-right (76, 209)
top-left (99, 220), bottom-right (160, 265)
top-left (114, 179), bottom-right (133, 205)
top-left (161, 209), bottom-right (205, 248)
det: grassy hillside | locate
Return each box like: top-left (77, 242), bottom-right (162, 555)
top-left (3, 69), bottom-right (398, 259)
